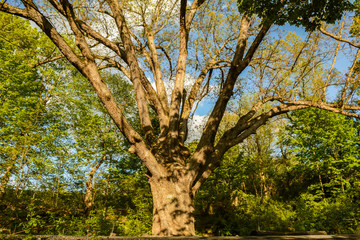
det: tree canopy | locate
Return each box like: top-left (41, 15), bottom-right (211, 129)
top-left (238, 0), bottom-right (353, 30)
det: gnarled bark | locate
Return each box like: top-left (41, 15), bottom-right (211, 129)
top-left (150, 167), bottom-right (195, 236)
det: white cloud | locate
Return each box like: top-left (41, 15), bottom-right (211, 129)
top-left (186, 114), bottom-right (208, 142)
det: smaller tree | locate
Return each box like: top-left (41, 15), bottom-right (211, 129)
top-left (0, 12), bottom-right (65, 198)
top-left (282, 108), bottom-right (360, 198)
top-left (62, 70), bottom-right (137, 215)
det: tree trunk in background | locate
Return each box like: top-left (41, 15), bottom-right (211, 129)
top-left (84, 173), bottom-right (95, 216)
top-left (0, 164), bottom-right (14, 198)
top-left (84, 156), bottom-right (105, 215)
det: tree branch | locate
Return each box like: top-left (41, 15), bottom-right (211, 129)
top-left (146, 31), bottom-right (169, 113)
top-left (320, 28), bottom-right (360, 48)
top-left (340, 48), bottom-right (360, 106)
top-left (31, 55), bottom-right (66, 67)
top-left (165, 0), bottom-right (191, 165)
top-left (179, 34), bottom-right (238, 143)
top-left (105, 0), bottom-right (157, 143)
top-left (0, 1), bottom-right (28, 17)
top-left (195, 14), bottom-right (252, 150)
top-left (95, 55), bottom-right (131, 79)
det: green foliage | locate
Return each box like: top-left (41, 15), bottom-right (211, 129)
top-left (282, 108), bottom-right (360, 199)
top-left (194, 108), bottom-right (360, 236)
top-left (19, 202), bottom-right (46, 235)
top-left (237, 0), bottom-right (353, 30)
top-left (279, 108), bottom-right (360, 233)
top-left (0, 11), bottom-right (67, 198)
top-left (195, 146), bottom-right (295, 235)
top-left (0, 12), bottom-right (44, 160)
top-left (0, 12), bottom-right (152, 237)
top-left (294, 194), bottom-right (360, 233)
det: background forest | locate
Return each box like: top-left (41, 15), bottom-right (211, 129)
top-left (1, 5), bottom-right (360, 237)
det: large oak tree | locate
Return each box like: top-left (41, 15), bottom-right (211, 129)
top-left (1, 0), bottom-right (359, 235)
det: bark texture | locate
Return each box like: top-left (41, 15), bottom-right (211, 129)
top-left (150, 168), bottom-right (195, 236)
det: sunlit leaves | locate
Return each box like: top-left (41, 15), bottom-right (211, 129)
top-left (282, 108), bottom-right (360, 198)
top-left (237, 0), bottom-right (353, 30)
top-left (0, 12), bottom-right (68, 194)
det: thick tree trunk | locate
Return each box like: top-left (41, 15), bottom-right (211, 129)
top-left (149, 168), bottom-right (195, 236)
